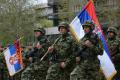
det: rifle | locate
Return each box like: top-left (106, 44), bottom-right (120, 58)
top-left (40, 36), bottom-right (61, 62)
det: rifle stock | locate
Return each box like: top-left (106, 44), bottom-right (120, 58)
top-left (40, 36), bottom-right (61, 61)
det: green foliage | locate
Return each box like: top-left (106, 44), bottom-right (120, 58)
top-left (0, 0), bottom-right (119, 45)
top-left (57, 0), bottom-right (70, 21)
top-left (0, 0), bottom-right (35, 45)
top-left (39, 18), bottom-right (53, 28)
top-left (35, 15), bottom-right (53, 28)
top-left (57, 0), bottom-right (87, 22)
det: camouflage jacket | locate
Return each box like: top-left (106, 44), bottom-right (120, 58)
top-left (107, 37), bottom-right (120, 63)
top-left (0, 52), bottom-right (7, 71)
top-left (29, 35), bottom-right (50, 62)
top-left (49, 33), bottom-right (77, 66)
top-left (0, 52), bottom-right (4, 70)
top-left (77, 32), bottom-right (101, 62)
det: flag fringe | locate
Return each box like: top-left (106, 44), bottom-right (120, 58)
top-left (69, 24), bottom-right (80, 43)
top-left (100, 67), bottom-right (117, 80)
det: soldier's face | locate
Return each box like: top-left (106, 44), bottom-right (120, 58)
top-left (34, 31), bottom-right (42, 37)
top-left (83, 27), bottom-right (90, 34)
top-left (108, 32), bottom-right (114, 38)
top-left (59, 27), bottom-right (67, 34)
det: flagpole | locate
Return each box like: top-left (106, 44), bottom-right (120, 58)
top-left (40, 36), bottom-right (61, 61)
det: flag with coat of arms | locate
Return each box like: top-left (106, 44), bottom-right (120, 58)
top-left (4, 38), bottom-right (23, 76)
top-left (70, 0), bottom-right (117, 79)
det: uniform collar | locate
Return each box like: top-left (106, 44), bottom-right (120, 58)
top-left (61, 33), bottom-right (69, 38)
top-left (37, 35), bottom-right (44, 41)
top-left (108, 36), bottom-right (116, 40)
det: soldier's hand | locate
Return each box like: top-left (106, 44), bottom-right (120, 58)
top-left (49, 61), bottom-right (53, 65)
top-left (84, 40), bottom-right (93, 47)
top-left (112, 56), bottom-right (115, 60)
top-left (60, 62), bottom-right (66, 69)
top-left (36, 42), bottom-right (42, 49)
top-left (0, 47), bottom-right (4, 51)
top-left (22, 63), bottom-right (26, 69)
top-left (48, 46), bottom-right (54, 53)
top-left (76, 57), bottom-right (80, 64)
top-left (29, 57), bottom-right (33, 63)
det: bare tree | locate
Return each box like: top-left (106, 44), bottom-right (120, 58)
top-left (0, 0), bottom-right (35, 45)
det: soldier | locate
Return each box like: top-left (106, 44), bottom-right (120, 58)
top-left (21, 28), bottom-right (50, 80)
top-left (46, 22), bottom-right (77, 80)
top-left (106, 27), bottom-right (120, 80)
top-left (0, 47), bottom-right (9, 80)
top-left (70, 21), bottom-right (105, 80)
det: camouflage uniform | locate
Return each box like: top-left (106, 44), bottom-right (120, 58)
top-left (70, 21), bottom-right (105, 80)
top-left (46, 22), bottom-right (77, 80)
top-left (107, 27), bottom-right (120, 79)
top-left (21, 28), bottom-right (50, 80)
top-left (0, 52), bottom-right (9, 80)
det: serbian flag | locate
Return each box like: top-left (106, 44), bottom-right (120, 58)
top-left (4, 39), bottom-right (23, 76)
top-left (70, 0), bottom-right (117, 79)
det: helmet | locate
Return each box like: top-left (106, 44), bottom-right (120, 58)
top-left (58, 22), bottom-right (69, 31)
top-left (82, 21), bottom-right (95, 30)
top-left (34, 28), bottom-right (46, 35)
top-left (107, 27), bottom-right (117, 35)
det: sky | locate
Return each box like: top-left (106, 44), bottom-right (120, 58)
top-left (30, 0), bottom-right (48, 5)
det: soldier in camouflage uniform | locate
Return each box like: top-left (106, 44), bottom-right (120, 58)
top-left (46, 22), bottom-right (77, 80)
top-left (21, 28), bottom-right (50, 80)
top-left (70, 21), bottom-right (105, 80)
top-left (0, 47), bottom-right (9, 80)
top-left (106, 27), bottom-right (120, 80)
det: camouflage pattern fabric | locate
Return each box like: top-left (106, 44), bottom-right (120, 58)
top-left (0, 52), bottom-right (10, 80)
top-left (46, 33), bottom-right (77, 80)
top-left (107, 37), bottom-right (120, 79)
top-left (70, 32), bottom-right (105, 80)
top-left (21, 36), bottom-right (50, 80)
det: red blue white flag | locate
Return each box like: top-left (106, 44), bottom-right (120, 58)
top-left (4, 39), bottom-right (23, 76)
top-left (70, 0), bottom-right (117, 79)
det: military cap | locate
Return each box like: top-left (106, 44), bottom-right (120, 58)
top-left (34, 28), bottom-right (46, 35)
top-left (107, 27), bottom-right (117, 35)
top-left (58, 22), bottom-right (69, 31)
top-left (82, 20), bottom-right (95, 30)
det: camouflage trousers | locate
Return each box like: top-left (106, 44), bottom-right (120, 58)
top-left (70, 61), bottom-right (105, 80)
top-left (46, 63), bottom-right (72, 80)
top-left (0, 69), bottom-right (10, 80)
top-left (21, 61), bottom-right (49, 80)
top-left (113, 63), bottom-right (120, 80)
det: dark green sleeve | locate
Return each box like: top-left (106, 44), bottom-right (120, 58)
top-left (65, 38), bottom-right (77, 66)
